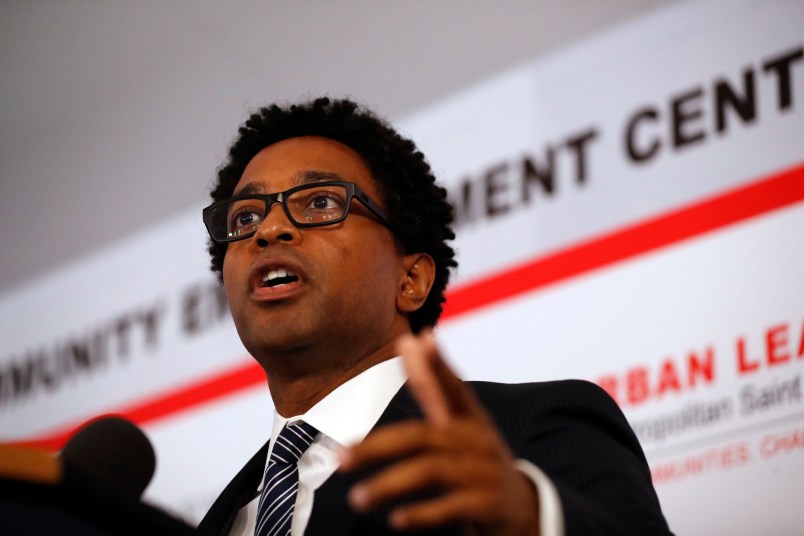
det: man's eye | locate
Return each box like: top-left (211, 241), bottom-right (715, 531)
top-left (310, 195), bottom-right (339, 210)
top-left (230, 209), bottom-right (262, 229)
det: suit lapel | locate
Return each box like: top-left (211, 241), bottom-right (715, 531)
top-left (198, 441), bottom-right (268, 535)
top-left (304, 383), bottom-right (423, 535)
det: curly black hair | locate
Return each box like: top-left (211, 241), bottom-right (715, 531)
top-left (207, 97), bottom-right (457, 333)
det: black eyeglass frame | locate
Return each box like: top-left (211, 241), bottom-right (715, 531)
top-left (202, 181), bottom-right (393, 244)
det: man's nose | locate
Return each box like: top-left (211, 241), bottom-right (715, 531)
top-left (252, 200), bottom-right (300, 246)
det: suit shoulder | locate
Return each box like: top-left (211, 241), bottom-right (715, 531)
top-left (469, 378), bottom-right (619, 412)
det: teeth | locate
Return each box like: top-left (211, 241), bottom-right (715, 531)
top-left (262, 268), bottom-right (297, 283)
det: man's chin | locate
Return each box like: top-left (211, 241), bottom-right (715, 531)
top-left (242, 328), bottom-right (318, 362)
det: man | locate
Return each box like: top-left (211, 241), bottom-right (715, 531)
top-left (199, 98), bottom-right (672, 535)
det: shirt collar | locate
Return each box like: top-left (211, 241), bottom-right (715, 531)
top-left (270, 356), bottom-right (407, 449)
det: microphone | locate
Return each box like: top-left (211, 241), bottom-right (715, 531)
top-left (60, 415), bottom-right (156, 499)
top-left (1, 417), bottom-right (202, 534)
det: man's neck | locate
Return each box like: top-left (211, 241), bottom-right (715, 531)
top-left (262, 338), bottom-right (401, 417)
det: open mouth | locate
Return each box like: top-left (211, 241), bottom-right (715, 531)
top-left (260, 268), bottom-right (299, 288)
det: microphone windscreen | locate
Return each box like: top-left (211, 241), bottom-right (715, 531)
top-left (60, 415), bottom-right (156, 499)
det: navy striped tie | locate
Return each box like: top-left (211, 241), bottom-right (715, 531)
top-left (255, 421), bottom-right (318, 536)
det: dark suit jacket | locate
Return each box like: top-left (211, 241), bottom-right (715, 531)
top-left (199, 380), bottom-right (672, 535)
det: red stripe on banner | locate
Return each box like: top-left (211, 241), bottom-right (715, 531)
top-left (442, 163), bottom-right (804, 319)
top-left (15, 361), bottom-right (265, 451)
top-left (16, 162), bottom-right (804, 451)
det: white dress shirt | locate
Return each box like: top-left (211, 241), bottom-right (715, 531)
top-left (228, 357), bottom-right (563, 536)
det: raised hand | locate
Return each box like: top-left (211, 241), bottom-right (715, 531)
top-left (338, 330), bottom-right (541, 535)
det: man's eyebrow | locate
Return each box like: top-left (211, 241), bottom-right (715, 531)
top-left (234, 182), bottom-right (266, 196)
top-left (232, 171), bottom-right (345, 197)
top-left (297, 170), bottom-right (345, 185)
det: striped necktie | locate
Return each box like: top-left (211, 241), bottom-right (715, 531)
top-left (255, 421), bottom-right (318, 536)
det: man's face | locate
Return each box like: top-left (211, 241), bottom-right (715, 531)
top-left (222, 136), bottom-right (412, 369)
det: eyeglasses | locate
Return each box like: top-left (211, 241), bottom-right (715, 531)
top-left (202, 181), bottom-right (392, 243)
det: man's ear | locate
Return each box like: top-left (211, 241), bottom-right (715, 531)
top-left (397, 253), bottom-right (435, 313)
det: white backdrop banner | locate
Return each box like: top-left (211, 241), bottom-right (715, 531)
top-left (1, 1), bottom-right (802, 534)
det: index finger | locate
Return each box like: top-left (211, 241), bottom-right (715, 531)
top-left (397, 330), bottom-right (487, 427)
